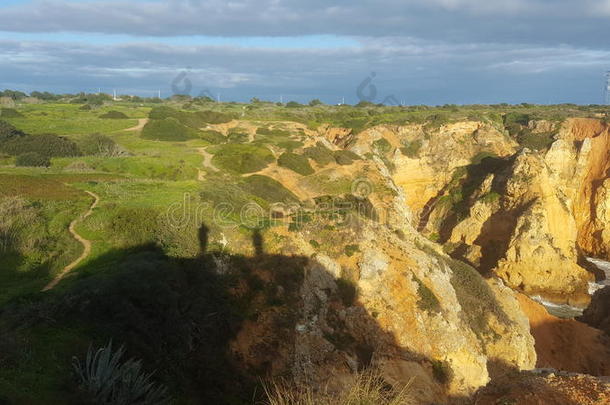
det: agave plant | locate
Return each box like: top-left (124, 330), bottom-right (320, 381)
top-left (72, 341), bottom-right (169, 405)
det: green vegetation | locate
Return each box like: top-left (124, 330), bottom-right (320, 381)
top-left (372, 137), bottom-right (392, 154)
top-left (278, 152), bottom-right (314, 175)
top-left (72, 341), bottom-right (169, 404)
top-left (413, 275), bottom-right (441, 314)
top-left (400, 139), bottom-right (422, 158)
top-left (199, 129), bottom-right (226, 144)
top-left (141, 118), bottom-right (198, 141)
top-left (344, 244), bottom-right (360, 257)
top-left (0, 120), bottom-right (25, 142)
top-left (99, 110), bottom-right (128, 119)
top-left (16, 152), bottom-right (50, 167)
top-left (242, 175), bottom-right (299, 204)
top-left (149, 106), bottom-right (234, 128)
top-left (210, 143), bottom-right (275, 174)
top-left (0, 108), bottom-right (24, 118)
top-left (1, 133), bottom-right (80, 157)
top-left (303, 142), bottom-right (334, 166)
top-left (334, 150), bottom-right (361, 165)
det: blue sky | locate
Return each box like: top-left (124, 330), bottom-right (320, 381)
top-left (1, 0), bottom-right (610, 104)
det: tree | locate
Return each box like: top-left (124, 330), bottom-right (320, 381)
top-left (308, 99), bottom-right (323, 106)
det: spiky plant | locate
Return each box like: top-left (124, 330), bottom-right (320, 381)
top-left (72, 341), bottom-right (169, 405)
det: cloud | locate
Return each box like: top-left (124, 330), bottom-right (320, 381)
top-left (0, 0), bottom-right (608, 47)
top-left (0, 37), bottom-right (607, 104)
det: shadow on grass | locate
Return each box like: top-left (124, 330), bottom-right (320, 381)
top-left (0, 224), bottom-right (487, 404)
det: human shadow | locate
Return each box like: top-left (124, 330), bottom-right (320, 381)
top-left (0, 224), bottom-right (501, 405)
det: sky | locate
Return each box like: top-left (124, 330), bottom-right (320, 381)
top-left (1, 0), bottom-right (610, 105)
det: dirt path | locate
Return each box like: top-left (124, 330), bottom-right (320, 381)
top-left (42, 191), bottom-right (99, 291)
top-left (124, 118), bottom-right (148, 132)
top-left (197, 148), bottom-right (220, 180)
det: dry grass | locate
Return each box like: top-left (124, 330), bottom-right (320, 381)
top-left (262, 371), bottom-right (416, 405)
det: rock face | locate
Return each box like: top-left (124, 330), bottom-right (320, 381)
top-left (386, 119), bottom-right (610, 304)
top-left (229, 168), bottom-right (536, 403)
top-left (222, 117), bottom-right (610, 403)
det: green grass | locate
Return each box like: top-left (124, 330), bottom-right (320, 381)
top-left (334, 150), bottom-right (361, 165)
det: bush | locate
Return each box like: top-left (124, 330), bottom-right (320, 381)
top-left (263, 370), bottom-right (415, 405)
top-left (334, 150), bottom-right (361, 165)
top-left (278, 152), bottom-right (314, 175)
top-left (99, 110), bottom-right (128, 119)
top-left (227, 129), bottom-right (249, 143)
top-left (73, 341), bottom-right (169, 405)
top-left (149, 107), bottom-right (234, 128)
top-left (303, 143), bottom-right (334, 166)
top-left (141, 118), bottom-right (197, 141)
top-left (0, 108), bottom-right (24, 118)
top-left (242, 175), bottom-right (299, 203)
top-left (285, 101), bottom-right (302, 108)
top-left (210, 144), bottom-right (275, 174)
top-left (78, 133), bottom-right (127, 157)
top-left (1, 134), bottom-right (80, 157)
top-left (400, 140), bottom-right (422, 158)
top-left (308, 99), bottom-right (323, 106)
top-left (199, 130), bottom-right (226, 144)
top-left (15, 152), bottom-right (50, 167)
top-left (79, 104), bottom-right (92, 111)
top-left (372, 138), bottom-right (392, 154)
top-left (0, 120), bottom-right (25, 143)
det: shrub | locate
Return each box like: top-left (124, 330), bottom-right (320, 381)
top-left (1, 134), bottom-right (80, 157)
top-left (99, 110), bottom-right (128, 119)
top-left (278, 152), bottom-right (314, 175)
top-left (517, 130), bottom-right (555, 151)
top-left (285, 101), bottom-right (302, 108)
top-left (227, 129), bottom-right (249, 143)
top-left (0, 120), bottom-right (25, 143)
top-left (308, 99), bottom-right (323, 106)
top-left (149, 107), bottom-right (234, 128)
top-left (263, 370), bottom-right (415, 405)
top-left (413, 276), bottom-right (441, 314)
top-left (15, 152), bottom-right (50, 167)
top-left (344, 244), bottom-right (359, 257)
top-left (73, 341), bottom-right (169, 405)
top-left (303, 143), bottom-right (334, 166)
top-left (141, 118), bottom-right (197, 141)
top-left (211, 144), bottom-right (275, 174)
top-left (400, 140), bottom-right (422, 158)
top-left (373, 138), bottom-right (392, 154)
top-left (242, 175), bottom-right (299, 203)
top-left (78, 133), bottom-right (127, 157)
top-left (79, 104), bottom-right (92, 111)
top-left (334, 150), bottom-right (361, 165)
top-left (199, 130), bottom-right (226, 144)
top-left (0, 108), bottom-right (24, 118)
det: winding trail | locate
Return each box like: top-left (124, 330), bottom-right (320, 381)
top-left (42, 191), bottom-right (99, 291)
top-left (124, 118), bottom-right (148, 132)
top-left (196, 147), bottom-right (219, 180)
